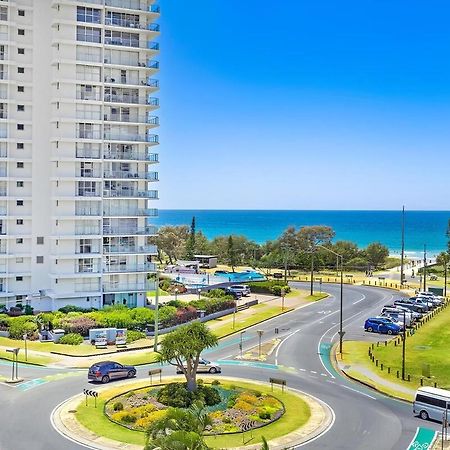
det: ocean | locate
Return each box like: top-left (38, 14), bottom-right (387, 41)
top-left (153, 210), bottom-right (450, 257)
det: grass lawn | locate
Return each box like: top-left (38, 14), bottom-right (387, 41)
top-left (306, 293), bottom-right (329, 302)
top-left (209, 306), bottom-right (293, 338)
top-left (147, 289), bottom-right (169, 297)
top-left (0, 348), bottom-right (55, 366)
top-left (75, 378), bottom-right (311, 449)
top-left (113, 351), bottom-right (159, 366)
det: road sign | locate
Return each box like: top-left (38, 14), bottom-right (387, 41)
top-left (269, 377), bottom-right (286, 392)
top-left (83, 388), bottom-right (98, 407)
top-left (338, 331), bottom-right (346, 338)
top-left (149, 368), bottom-right (162, 384)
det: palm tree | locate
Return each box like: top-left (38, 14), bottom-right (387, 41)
top-left (145, 403), bottom-right (212, 450)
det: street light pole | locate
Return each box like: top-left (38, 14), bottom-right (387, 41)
top-left (239, 331), bottom-right (246, 358)
top-left (153, 272), bottom-right (160, 352)
top-left (444, 261), bottom-right (448, 298)
top-left (400, 206), bottom-right (405, 286)
top-left (257, 330), bottom-right (264, 358)
top-left (423, 244), bottom-right (427, 292)
top-left (310, 250), bottom-right (314, 296)
top-left (402, 309), bottom-right (406, 380)
top-left (281, 288), bottom-right (285, 312)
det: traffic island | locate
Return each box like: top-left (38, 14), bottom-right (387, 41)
top-left (51, 376), bottom-right (333, 449)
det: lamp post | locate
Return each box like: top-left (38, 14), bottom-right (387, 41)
top-left (233, 304), bottom-right (236, 329)
top-left (317, 245), bottom-right (344, 354)
top-left (174, 288), bottom-right (179, 302)
top-left (423, 244), bottom-right (427, 292)
top-left (402, 309), bottom-right (406, 380)
top-left (23, 333), bottom-right (27, 362)
top-left (197, 288), bottom-right (201, 300)
top-left (153, 272), bottom-right (160, 352)
top-left (280, 288), bottom-right (285, 312)
top-left (257, 330), bottom-right (264, 358)
top-left (444, 261), bottom-right (448, 298)
top-left (239, 331), bottom-right (246, 358)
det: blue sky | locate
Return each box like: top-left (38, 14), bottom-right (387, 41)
top-left (157, 1), bottom-right (450, 210)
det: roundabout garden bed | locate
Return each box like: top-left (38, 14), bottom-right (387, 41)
top-left (105, 380), bottom-right (285, 434)
top-left (74, 377), bottom-right (312, 448)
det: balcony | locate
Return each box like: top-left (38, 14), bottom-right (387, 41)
top-left (103, 189), bottom-right (158, 199)
top-left (104, 132), bottom-right (158, 143)
top-left (104, 114), bottom-right (159, 125)
top-left (104, 94), bottom-right (159, 106)
top-left (103, 150), bottom-right (158, 162)
top-left (76, 147), bottom-right (101, 159)
top-left (104, 57), bottom-right (159, 70)
top-left (105, 0), bottom-right (161, 14)
top-left (103, 282), bottom-right (153, 293)
top-left (76, 267), bottom-right (101, 274)
top-left (76, 91), bottom-right (102, 101)
top-left (103, 244), bottom-right (157, 254)
top-left (104, 77), bottom-right (159, 89)
top-left (75, 284), bottom-right (101, 293)
top-left (0, 190), bottom-right (7, 197)
top-left (103, 171), bottom-right (158, 181)
top-left (105, 37), bottom-right (160, 50)
top-left (75, 227), bottom-right (101, 235)
top-left (103, 207), bottom-right (158, 217)
top-left (77, 53), bottom-right (103, 64)
top-left (75, 191), bottom-right (101, 198)
top-left (77, 170), bottom-right (102, 178)
top-left (104, 18), bottom-right (160, 31)
top-left (77, 131), bottom-right (102, 140)
top-left (103, 262), bottom-right (156, 273)
top-left (103, 225), bottom-right (158, 235)
top-left (75, 207), bottom-right (102, 216)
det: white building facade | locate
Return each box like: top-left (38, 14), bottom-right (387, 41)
top-left (0, 0), bottom-right (159, 310)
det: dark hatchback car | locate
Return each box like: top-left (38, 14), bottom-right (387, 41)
top-left (88, 361), bottom-right (136, 383)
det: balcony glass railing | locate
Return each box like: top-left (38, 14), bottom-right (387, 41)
top-left (77, 131), bottom-right (102, 140)
top-left (103, 225), bottom-right (158, 235)
top-left (104, 114), bottom-right (159, 125)
top-left (103, 150), bottom-right (158, 161)
top-left (103, 77), bottom-right (159, 88)
top-left (75, 208), bottom-right (102, 216)
top-left (105, 37), bottom-right (159, 50)
top-left (103, 133), bottom-right (157, 143)
top-left (76, 111), bottom-right (103, 121)
top-left (103, 245), bottom-right (157, 254)
top-left (76, 147), bottom-right (101, 159)
top-left (102, 282), bottom-right (153, 293)
top-left (104, 0), bottom-right (160, 13)
top-left (76, 91), bottom-right (102, 101)
top-left (76, 190), bottom-right (101, 197)
top-left (103, 262), bottom-right (156, 273)
top-left (103, 207), bottom-right (158, 216)
top-left (77, 53), bottom-right (103, 63)
top-left (75, 227), bottom-right (101, 235)
top-left (103, 189), bottom-right (158, 198)
top-left (103, 171), bottom-right (158, 180)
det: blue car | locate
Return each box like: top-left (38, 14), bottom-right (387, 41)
top-left (364, 317), bottom-right (401, 335)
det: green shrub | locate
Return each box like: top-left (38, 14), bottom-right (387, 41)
top-left (247, 281), bottom-right (290, 296)
top-left (258, 411), bottom-right (271, 420)
top-left (211, 379), bottom-right (221, 386)
top-left (58, 305), bottom-right (93, 314)
top-left (156, 382), bottom-right (221, 408)
top-left (113, 402), bottom-right (124, 411)
top-left (125, 391), bottom-right (136, 398)
top-left (58, 333), bottom-right (83, 345)
top-left (9, 316), bottom-right (38, 340)
top-left (126, 330), bottom-right (146, 343)
top-left (24, 305), bottom-right (34, 316)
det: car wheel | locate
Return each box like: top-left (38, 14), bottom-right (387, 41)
top-left (127, 370), bottom-right (136, 378)
top-left (209, 367), bottom-right (218, 374)
top-left (101, 375), bottom-right (110, 384)
top-left (420, 410), bottom-right (429, 420)
top-left (387, 329), bottom-right (393, 335)
top-left (367, 326), bottom-right (373, 332)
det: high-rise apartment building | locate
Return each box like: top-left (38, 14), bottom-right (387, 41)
top-left (0, 0), bottom-right (159, 310)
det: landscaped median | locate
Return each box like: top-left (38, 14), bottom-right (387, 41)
top-left (52, 376), bottom-right (332, 450)
top-left (337, 299), bottom-right (450, 402)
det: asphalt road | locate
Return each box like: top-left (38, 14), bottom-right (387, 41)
top-left (0, 284), bottom-right (441, 450)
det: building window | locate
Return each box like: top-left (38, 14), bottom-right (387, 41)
top-left (77, 26), bottom-right (101, 44)
top-left (37, 236), bottom-right (44, 244)
top-left (17, 200), bottom-right (23, 206)
top-left (16, 238), bottom-right (23, 244)
top-left (77, 7), bottom-right (100, 24)
top-left (16, 257), bottom-right (23, 263)
top-left (17, 124), bottom-right (24, 130)
top-left (79, 239), bottom-right (92, 254)
top-left (18, 29), bottom-right (25, 36)
top-left (18, 86), bottom-right (24, 92)
top-left (18, 67), bottom-right (24, 74)
top-left (17, 162), bottom-right (24, 168)
top-left (16, 276), bottom-right (23, 282)
top-left (16, 181), bottom-right (24, 187)
top-left (16, 219), bottom-right (23, 225)
top-left (36, 256), bottom-right (44, 264)
top-left (17, 105), bottom-right (24, 111)
top-left (18, 10), bottom-right (25, 17)
top-left (78, 258), bottom-right (94, 273)
top-left (18, 48), bottom-right (25, 55)
top-left (17, 143), bottom-right (24, 149)
top-left (0, 7), bottom-right (7, 21)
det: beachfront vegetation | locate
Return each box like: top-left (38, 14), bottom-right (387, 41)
top-left (151, 219), bottom-right (392, 272)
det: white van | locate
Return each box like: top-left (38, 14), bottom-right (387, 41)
top-left (413, 386), bottom-right (450, 421)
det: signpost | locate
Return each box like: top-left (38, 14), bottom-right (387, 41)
top-left (83, 389), bottom-right (99, 407)
top-left (257, 330), bottom-right (264, 358)
top-left (6, 348), bottom-right (20, 382)
top-left (148, 368), bottom-right (162, 385)
top-left (280, 288), bottom-right (285, 312)
top-left (269, 377), bottom-right (286, 392)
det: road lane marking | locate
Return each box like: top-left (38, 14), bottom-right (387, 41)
top-left (340, 384), bottom-right (377, 400)
top-left (274, 328), bottom-right (301, 365)
top-left (352, 294), bottom-right (366, 305)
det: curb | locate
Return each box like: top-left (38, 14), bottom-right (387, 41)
top-left (50, 376), bottom-right (335, 450)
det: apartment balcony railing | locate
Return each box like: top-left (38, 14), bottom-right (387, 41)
top-left (103, 262), bottom-right (156, 273)
top-left (0, 71), bottom-right (6, 80)
top-left (104, 37), bottom-right (160, 50)
top-left (103, 189), bottom-right (158, 199)
top-left (0, 112), bottom-right (7, 119)
top-left (0, 33), bottom-right (8, 41)
top-left (104, 18), bottom-right (160, 30)
top-left (104, 57), bottom-right (159, 70)
top-left (75, 191), bottom-right (101, 197)
top-left (0, 190), bottom-right (7, 196)
top-left (76, 111), bottom-right (103, 121)
top-left (103, 245), bottom-right (157, 254)
top-left (0, 148), bottom-right (6, 157)
top-left (102, 282), bottom-right (153, 293)
top-left (75, 227), bottom-right (101, 235)
top-left (104, 77), bottom-right (159, 88)
top-left (75, 249), bottom-right (101, 255)
top-left (77, 131), bottom-right (102, 140)
top-left (103, 225), bottom-right (158, 235)
top-left (77, 170), bottom-right (102, 178)
top-left (0, 169), bottom-right (6, 178)
top-left (0, 208), bottom-right (6, 215)
top-left (75, 284), bottom-right (101, 293)
top-left (76, 147), bottom-right (101, 159)
top-left (103, 170), bottom-right (158, 181)
top-left (103, 150), bottom-right (158, 162)
top-left (103, 207), bottom-right (158, 217)
top-left (104, 133), bottom-right (158, 143)
top-left (75, 207), bottom-right (102, 216)
top-left (76, 267), bottom-right (101, 274)
top-left (76, 91), bottom-right (102, 101)
top-left (103, 94), bottom-right (159, 106)
top-left (105, 0), bottom-right (160, 14)
top-left (104, 114), bottom-right (159, 125)
top-left (77, 53), bottom-right (103, 63)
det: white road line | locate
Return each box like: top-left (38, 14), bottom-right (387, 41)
top-left (340, 384), bottom-right (377, 400)
top-left (299, 368), bottom-right (306, 372)
top-left (310, 370), bottom-right (317, 374)
top-left (321, 373), bottom-right (328, 377)
top-left (352, 294), bottom-right (366, 305)
top-left (274, 328), bottom-right (301, 365)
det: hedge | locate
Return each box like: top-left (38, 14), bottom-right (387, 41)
top-left (247, 281), bottom-right (291, 296)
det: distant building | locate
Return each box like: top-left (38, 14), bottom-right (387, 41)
top-left (194, 255), bottom-right (218, 269)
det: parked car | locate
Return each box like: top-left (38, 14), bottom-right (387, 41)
top-left (176, 358), bottom-right (221, 374)
top-left (226, 285), bottom-right (251, 297)
top-left (416, 293), bottom-right (443, 306)
top-left (417, 291), bottom-right (444, 302)
top-left (88, 361), bottom-right (136, 383)
top-left (394, 300), bottom-right (427, 314)
top-left (379, 311), bottom-right (409, 328)
top-left (364, 317), bottom-right (401, 335)
top-left (410, 298), bottom-right (432, 311)
top-left (223, 289), bottom-right (242, 299)
top-left (387, 304), bottom-right (422, 320)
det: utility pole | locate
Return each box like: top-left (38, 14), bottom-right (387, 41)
top-left (339, 255), bottom-right (344, 355)
top-left (402, 309), bottom-right (406, 380)
top-left (444, 260), bottom-right (448, 298)
top-left (283, 246), bottom-right (288, 284)
top-left (400, 206), bottom-right (405, 286)
top-left (423, 244), bottom-right (427, 292)
top-left (310, 250), bottom-right (314, 296)
top-left (153, 272), bottom-right (160, 352)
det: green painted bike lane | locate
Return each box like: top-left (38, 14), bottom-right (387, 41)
top-left (407, 427), bottom-right (438, 450)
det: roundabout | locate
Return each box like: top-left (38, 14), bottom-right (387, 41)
top-left (0, 283), bottom-right (443, 450)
